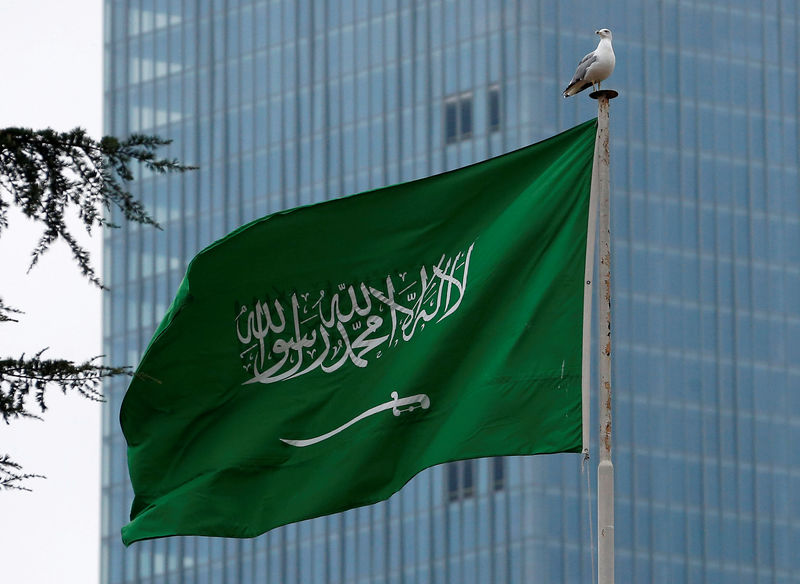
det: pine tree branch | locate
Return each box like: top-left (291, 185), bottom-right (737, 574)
top-left (0, 297), bottom-right (22, 323)
top-left (0, 127), bottom-right (196, 288)
top-left (0, 455), bottom-right (44, 491)
top-left (0, 350), bottom-right (132, 424)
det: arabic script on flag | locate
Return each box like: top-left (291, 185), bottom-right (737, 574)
top-left (235, 243), bottom-right (475, 384)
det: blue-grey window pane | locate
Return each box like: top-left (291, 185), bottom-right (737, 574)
top-left (444, 100), bottom-right (457, 144)
top-left (488, 85), bottom-right (500, 132)
top-left (459, 95), bottom-right (472, 138)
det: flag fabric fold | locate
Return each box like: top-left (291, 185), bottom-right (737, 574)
top-left (120, 119), bottom-right (597, 545)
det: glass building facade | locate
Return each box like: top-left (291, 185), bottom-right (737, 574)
top-left (101, 1), bottom-right (800, 582)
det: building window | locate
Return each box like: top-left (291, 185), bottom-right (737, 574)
top-left (492, 457), bottom-right (505, 491)
top-left (447, 460), bottom-right (476, 501)
top-left (444, 92), bottom-right (474, 144)
top-left (445, 98), bottom-right (459, 144)
top-left (459, 96), bottom-right (473, 137)
top-left (488, 84), bottom-right (501, 132)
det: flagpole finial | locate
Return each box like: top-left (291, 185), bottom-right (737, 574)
top-left (589, 89), bottom-right (619, 100)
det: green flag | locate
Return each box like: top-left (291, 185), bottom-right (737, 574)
top-left (121, 119), bottom-right (597, 545)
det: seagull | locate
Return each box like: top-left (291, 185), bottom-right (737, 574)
top-left (563, 29), bottom-right (616, 97)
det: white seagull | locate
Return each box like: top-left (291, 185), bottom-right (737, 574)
top-left (563, 29), bottom-right (616, 97)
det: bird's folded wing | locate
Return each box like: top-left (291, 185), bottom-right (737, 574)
top-left (571, 52), bottom-right (598, 83)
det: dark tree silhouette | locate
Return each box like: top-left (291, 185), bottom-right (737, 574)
top-left (0, 127), bottom-right (194, 490)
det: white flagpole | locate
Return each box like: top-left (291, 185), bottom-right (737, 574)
top-left (590, 88), bottom-right (617, 584)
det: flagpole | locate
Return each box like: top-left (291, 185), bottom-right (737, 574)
top-left (589, 88), bottom-right (617, 584)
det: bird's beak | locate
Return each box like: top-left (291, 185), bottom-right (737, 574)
top-left (595, 30), bottom-right (601, 35)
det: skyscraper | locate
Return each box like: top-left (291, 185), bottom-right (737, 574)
top-left (102, 1), bottom-right (800, 582)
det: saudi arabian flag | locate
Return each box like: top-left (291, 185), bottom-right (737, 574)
top-left (121, 119), bottom-right (597, 545)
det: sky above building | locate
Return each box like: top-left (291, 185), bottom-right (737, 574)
top-left (0, 1), bottom-right (103, 583)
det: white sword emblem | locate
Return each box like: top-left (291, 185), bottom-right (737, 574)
top-left (280, 391), bottom-right (431, 448)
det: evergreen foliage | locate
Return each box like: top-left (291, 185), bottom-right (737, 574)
top-left (0, 127), bottom-right (194, 490)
